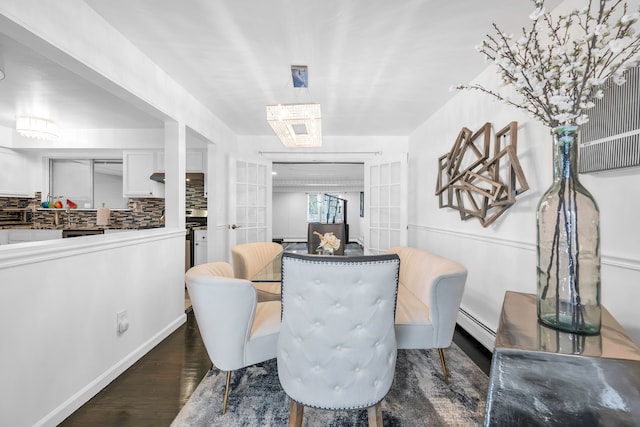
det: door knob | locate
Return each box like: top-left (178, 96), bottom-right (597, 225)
top-left (230, 224), bottom-right (240, 229)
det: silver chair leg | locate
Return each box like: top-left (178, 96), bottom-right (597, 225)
top-left (438, 348), bottom-right (449, 384)
top-left (222, 371), bottom-right (232, 414)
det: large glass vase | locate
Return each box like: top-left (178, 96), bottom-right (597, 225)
top-left (536, 125), bottom-right (601, 335)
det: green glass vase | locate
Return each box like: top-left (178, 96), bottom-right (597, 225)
top-left (536, 125), bottom-right (601, 335)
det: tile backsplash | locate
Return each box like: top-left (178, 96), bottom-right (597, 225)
top-left (1, 179), bottom-right (206, 229)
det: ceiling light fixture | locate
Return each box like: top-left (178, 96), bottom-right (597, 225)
top-left (266, 103), bottom-right (322, 147)
top-left (16, 116), bottom-right (59, 140)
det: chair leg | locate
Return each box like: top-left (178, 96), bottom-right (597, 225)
top-left (367, 402), bottom-right (383, 426)
top-left (289, 399), bottom-right (304, 427)
top-left (222, 371), bottom-right (232, 414)
top-left (438, 348), bottom-right (450, 384)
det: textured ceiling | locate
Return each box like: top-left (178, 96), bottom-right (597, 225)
top-left (82, 0), bottom-right (558, 137)
top-left (0, 1), bottom-right (560, 185)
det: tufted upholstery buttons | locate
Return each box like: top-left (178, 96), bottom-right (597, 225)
top-left (277, 252), bottom-right (400, 414)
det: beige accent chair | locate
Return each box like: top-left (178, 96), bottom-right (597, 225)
top-left (388, 246), bottom-right (467, 384)
top-left (277, 253), bottom-right (400, 426)
top-left (185, 262), bottom-right (281, 414)
top-left (231, 242), bottom-right (283, 301)
top-left (187, 261), bottom-right (234, 278)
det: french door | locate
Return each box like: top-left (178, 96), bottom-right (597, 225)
top-left (364, 155), bottom-right (407, 254)
top-left (228, 155), bottom-right (272, 249)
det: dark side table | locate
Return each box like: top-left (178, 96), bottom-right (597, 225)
top-left (484, 291), bottom-right (640, 426)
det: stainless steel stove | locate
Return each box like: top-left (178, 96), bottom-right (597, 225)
top-left (185, 209), bottom-right (207, 270)
top-left (186, 209), bottom-right (207, 228)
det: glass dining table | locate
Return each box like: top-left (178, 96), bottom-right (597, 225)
top-left (251, 252), bottom-right (283, 283)
top-left (251, 251), bottom-right (348, 283)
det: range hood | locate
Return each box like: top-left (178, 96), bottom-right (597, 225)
top-left (150, 172), bottom-right (205, 183)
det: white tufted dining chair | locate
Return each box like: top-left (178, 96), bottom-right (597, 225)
top-left (185, 262), bottom-right (281, 414)
top-left (277, 253), bottom-right (400, 426)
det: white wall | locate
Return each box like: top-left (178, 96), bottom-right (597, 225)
top-left (273, 191), bottom-right (362, 243)
top-left (0, 231), bottom-right (186, 426)
top-left (0, 4), bottom-right (236, 426)
top-left (408, 64), bottom-right (640, 347)
top-left (273, 192), bottom-right (308, 241)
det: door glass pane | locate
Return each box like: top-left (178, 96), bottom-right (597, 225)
top-left (257, 207), bottom-right (267, 226)
top-left (237, 162), bottom-right (247, 183)
top-left (390, 184), bottom-right (401, 206)
top-left (246, 185), bottom-right (256, 206)
top-left (258, 186), bottom-right (267, 205)
top-left (380, 163), bottom-right (389, 184)
top-left (390, 161), bottom-right (401, 184)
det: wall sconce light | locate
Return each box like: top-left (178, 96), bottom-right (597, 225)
top-left (16, 116), bottom-right (59, 140)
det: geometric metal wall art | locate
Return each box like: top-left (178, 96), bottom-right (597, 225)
top-left (435, 121), bottom-right (529, 227)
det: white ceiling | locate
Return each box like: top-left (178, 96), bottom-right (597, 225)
top-left (273, 162), bottom-right (364, 190)
top-left (0, 33), bottom-right (162, 130)
top-left (0, 1), bottom-right (560, 184)
top-left (79, 0), bottom-right (553, 137)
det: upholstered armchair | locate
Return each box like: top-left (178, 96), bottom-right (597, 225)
top-left (387, 246), bottom-right (467, 384)
top-left (185, 262), bottom-right (281, 414)
top-left (306, 223), bottom-right (346, 255)
top-left (186, 260), bottom-right (234, 278)
top-left (231, 241), bottom-right (283, 301)
top-left (277, 253), bottom-right (400, 426)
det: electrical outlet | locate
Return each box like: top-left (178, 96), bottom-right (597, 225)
top-left (117, 310), bottom-right (129, 334)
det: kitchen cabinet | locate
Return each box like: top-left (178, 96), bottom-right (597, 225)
top-left (193, 229), bottom-right (208, 266)
top-left (123, 151), bottom-right (164, 198)
top-left (0, 148), bottom-right (29, 197)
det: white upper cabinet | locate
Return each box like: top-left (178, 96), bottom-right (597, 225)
top-left (0, 148), bottom-right (29, 197)
top-left (123, 151), bottom-right (164, 198)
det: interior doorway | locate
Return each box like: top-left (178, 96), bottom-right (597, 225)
top-left (271, 162), bottom-right (364, 245)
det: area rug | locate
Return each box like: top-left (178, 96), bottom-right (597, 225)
top-left (171, 345), bottom-right (488, 426)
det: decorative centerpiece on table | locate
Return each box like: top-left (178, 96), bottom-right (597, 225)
top-left (458, 0), bottom-right (640, 334)
top-left (313, 231), bottom-right (341, 255)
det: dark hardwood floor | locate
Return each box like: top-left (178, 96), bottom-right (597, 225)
top-left (61, 308), bottom-right (492, 426)
top-left (59, 308), bottom-right (210, 427)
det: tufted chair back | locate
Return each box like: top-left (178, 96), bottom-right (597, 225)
top-left (277, 252), bottom-right (400, 426)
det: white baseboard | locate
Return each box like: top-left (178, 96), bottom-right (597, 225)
top-left (36, 314), bottom-right (187, 427)
top-left (457, 308), bottom-right (496, 352)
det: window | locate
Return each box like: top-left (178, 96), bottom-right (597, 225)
top-left (50, 159), bottom-right (127, 209)
top-left (307, 193), bottom-right (344, 223)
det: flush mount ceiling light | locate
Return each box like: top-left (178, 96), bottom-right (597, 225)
top-left (16, 116), bottom-right (59, 140)
top-left (266, 103), bottom-right (322, 147)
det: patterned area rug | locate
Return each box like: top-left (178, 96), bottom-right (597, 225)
top-left (171, 346), bottom-right (488, 426)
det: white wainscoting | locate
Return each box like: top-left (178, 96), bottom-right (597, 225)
top-left (410, 224), bottom-right (640, 349)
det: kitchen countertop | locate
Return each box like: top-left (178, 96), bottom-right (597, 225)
top-left (0, 224), bottom-right (152, 231)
